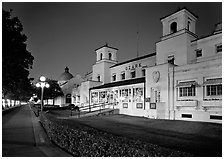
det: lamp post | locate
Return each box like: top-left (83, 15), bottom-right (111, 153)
top-left (36, 76), bottom-right (50, 113)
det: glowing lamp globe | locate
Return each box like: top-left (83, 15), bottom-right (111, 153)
top-left (46, 83), bottom-right (50, 88)
top-left (40, 76), bottom-right (46, 82)
top-left (36, 83), bottom-right (41, 87)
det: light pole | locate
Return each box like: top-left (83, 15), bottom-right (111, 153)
top-left (36, 76), bottom-right (50, 113)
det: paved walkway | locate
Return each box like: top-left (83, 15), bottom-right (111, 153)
top-left (2, 104), bottom-right (72, 157)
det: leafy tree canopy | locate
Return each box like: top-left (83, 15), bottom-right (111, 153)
top-left (2, 9), bottom-right (34, 100)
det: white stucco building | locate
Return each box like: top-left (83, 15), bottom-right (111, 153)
top-left (56, 8), bottom-right (222, 123)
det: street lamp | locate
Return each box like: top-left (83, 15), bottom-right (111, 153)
top-left (36, 75), bottom-right (50, 113)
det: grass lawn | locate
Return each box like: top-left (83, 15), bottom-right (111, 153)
top-left (48, 111), bottom-right (222, 157)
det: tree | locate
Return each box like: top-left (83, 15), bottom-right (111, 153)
top-left (35, 79), bottom-right (64, 105)
top-left (2, 9), bottom-right (34, 100)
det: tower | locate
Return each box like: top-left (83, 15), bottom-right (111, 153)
top-left (156, 8), bottom-right (198, 65)
top-left (92, 43), bottom-right (118, 84)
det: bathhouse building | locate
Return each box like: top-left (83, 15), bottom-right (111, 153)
top-left (55, 8), bottom-right (222, 123)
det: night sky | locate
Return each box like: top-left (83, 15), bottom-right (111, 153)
top-left (2, 2), bottom-right (222, 81)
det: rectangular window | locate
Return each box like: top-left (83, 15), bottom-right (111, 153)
top-left (121, 88), bottom-right (131, 102)
top-left (136, 103), bottom-right (143, 109)
top-left (182, 114), bottom-right (192, 118)
top-left (196, 49), bottom-right (202, 57)
top-left (131, 71), bottom-right (136, 78)
top-left (142, 69), bottom-right (145, 77)
top-left (179, 86), bottom-right (196, 97)
top-left (133, 88), bottom-right (143, 102)
top-left (210, 115), bottom-right (222, 120)
top-left (216, 44), bottom-right (222, 53)
top-left (206, 84), bottom-right (222, 96)
top-left (121, 72), bottom-right (125, 80)
top-left (112, 74), bottom-right (116, 81)
top-left (99, 91), bottom-right (106, 103)
top-left (123, 103), bottom-right (128, 108)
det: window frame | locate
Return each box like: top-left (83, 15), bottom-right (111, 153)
top-left (196, 49), bottom-right (202, 58)
top-left (179, 85), bottom-right (196, 97)
top-left (121, 71), bottom-right (125, 80)
top-left (100, 53), bottom-right (103, 60)
top-left (131, 70), bottom-right (136, 78)
top-left (108, 52), bottom-right (112, 60)
top-left (112, 73), bottom-right (116, 82)
top-left (97, 75), bottom-right (101, 82)
top-left (168, 55), bottom-right (175, 64)
top-left (203, 77), bottom-right (222, 100)
top-left (203, 78), bottom-right (222, 100)
top-left (177, 80), bottom-right (198, 101)
top-left (170, 22), bottom-right (177, 34)
top-left (216, 44), bottom-right (222, 53)
top-left (142, 69), bottom-right (146, 77)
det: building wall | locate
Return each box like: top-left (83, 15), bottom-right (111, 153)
top-left (173, 57), bottom-right (222, 123)
top-left (92, 61), bottom-right (114, 84)
top-left (191, 33), bottom-right (222, 63)
top-left (161, 9), bottom-right (197, 36)
top-left (79, 80), bottom-right (102, 106)
top-left (156, 33), bottom-right (197, 66)
top-left (110, 55), bottom-right (156, 82)
top-left (96, 47), bottom-right (117, 62)
top-left (146, 63), bottom-right (173, 119)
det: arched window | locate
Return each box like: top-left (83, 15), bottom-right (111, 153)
top-left (100, 53), bottom-right (103, 60)
top-left (187, 21), bottom-right (191, 31)
top-left (170, 22), bottom-right (177, 34)
top-left (97, 75), bottom-right (100, 82)
top-left (66, 94), bottom-right (72, 104)
top-left (109, 53), bottom-right (112, 60)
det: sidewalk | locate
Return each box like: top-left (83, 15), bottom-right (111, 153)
top-left (2, 104), bottom-right (72, 157)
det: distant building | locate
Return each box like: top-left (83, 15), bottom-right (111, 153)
top-left (54, 67), bottom-right (84, 106)
top-left (56, 8), bottom-right (222, 123)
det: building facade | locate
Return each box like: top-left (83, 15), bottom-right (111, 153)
top-left (56, 8), bottom-right (222, 123)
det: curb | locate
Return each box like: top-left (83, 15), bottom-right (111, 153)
top-left (28, 104), bottom-right (72, 157)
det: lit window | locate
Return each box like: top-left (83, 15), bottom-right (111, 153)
top-left (131, 71), bottom-right (136, 78)
top-left (216, 44), bottom-right (222, 53)
top-left (112, 74), bottom-right (116, 81)
top-left (196, 49), bottom-right (202, 57)
top-left (142, 69), bottom-right (145, 77)
top-left (121, 72), bottom-right (125, 80)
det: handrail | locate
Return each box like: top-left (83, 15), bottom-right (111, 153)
top-left (79, 102), bottom-right (118, 111)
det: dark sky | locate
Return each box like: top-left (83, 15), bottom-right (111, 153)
top-left (2, 2), bottom-right (222, 81)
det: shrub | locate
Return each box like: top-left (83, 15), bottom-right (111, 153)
top-left (40, 113), bottom-right (193, 157)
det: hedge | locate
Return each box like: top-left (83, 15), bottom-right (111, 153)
top-left (40, 113), bottom-right (194, 157)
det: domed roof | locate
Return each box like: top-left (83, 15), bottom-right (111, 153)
top-left (59, 67), bottom-right (74, 81)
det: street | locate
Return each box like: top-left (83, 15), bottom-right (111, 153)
top-left (2, 104), bottom-right (71, 157)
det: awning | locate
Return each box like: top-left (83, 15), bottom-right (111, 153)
top-left (90, 77), bottom-right (145, 90)
top-left (176, 81), bottom-right (200, 87)
top-left (203, 78), bottom-right (222, 85)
